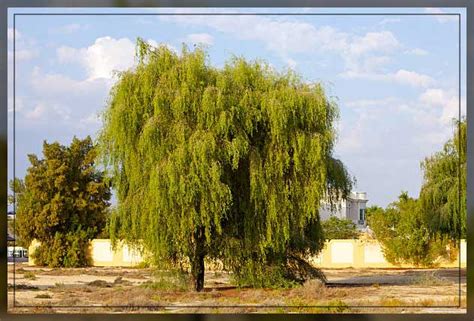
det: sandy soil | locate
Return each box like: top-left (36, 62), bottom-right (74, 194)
top-left (7, 263), bottom-right (466, 314)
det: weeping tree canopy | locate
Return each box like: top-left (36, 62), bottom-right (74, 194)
top-left (99, 39), bottom-right (353, 291)
top-left (419, 119), bottom-right (466, 239)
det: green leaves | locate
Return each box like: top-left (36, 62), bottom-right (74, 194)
top-left (13, 136), bottom-right (111, 266)
top-left (99, 40), bottom-right (352, 287)
top-left (367, 194), bottom-right (453, 267)
top-left (419, 119), bottom-right (466, 239)
top-left (321, 217), bottom-right (360, 240)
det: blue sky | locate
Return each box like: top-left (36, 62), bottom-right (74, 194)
top-left (7, 7), bottom-right (467, 208)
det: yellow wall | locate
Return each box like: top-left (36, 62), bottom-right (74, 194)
top-left (29, 239), bottom-right (466, 269)
top-left (28, 239), bottom-right (145, 267)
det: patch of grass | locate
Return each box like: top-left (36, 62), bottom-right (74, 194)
top-left (380, 297), bottom-right (405, 307)
top-left (325, 299), bottom-right (350, 312)
top-left (35, 293), bottom-right (52, 299)
top-left (290, 279), bottom-right (326, 298)
top-left (23, 271), bottom-right (37, 280)
top-left (142, 270), bottom-right (191, 292)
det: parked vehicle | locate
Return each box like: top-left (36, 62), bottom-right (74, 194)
top-left (7, 246), bottom-right (28, 263)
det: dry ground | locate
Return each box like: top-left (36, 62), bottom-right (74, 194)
top-left (7, 263), bottom-right (466, 314)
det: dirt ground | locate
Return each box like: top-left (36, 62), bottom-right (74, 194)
top-left (7, 263), bottom-right (466, 314)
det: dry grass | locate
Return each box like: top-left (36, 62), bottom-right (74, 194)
top-left (379, 297), bottom-right (405, 307)
top-left (23, 271), bottom-right (37, 280)
top-left (8, 266), bottom-right (466, 313)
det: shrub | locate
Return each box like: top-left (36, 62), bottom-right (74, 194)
top-left (13, 137), bottom-right (111, 267)
top-left (321, 217), bottom-right (360, 240)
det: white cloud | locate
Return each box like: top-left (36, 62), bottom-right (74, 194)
top-left (57, 36), bottom-right (136, 80)
top-left (25, 67), bottom-right (110, 126)
top-left (341, 69), bottom-right (434, 88)
top-left (56, 36), bottom-right (178, 80)
top-left (404, 48), bottom-right (429, 56)
top-left (161, 14), bottom-right (434, 91)
top-left (82, 37), bottom-right (136, 80)
top-left (30, 66), bottom-right (110, 97)
top-left (419, 88), bottom-right (461, 125)
top-left (25, 103), bottom-right (45, 120)
top-left (161, 15), bottom-right (399, 61)
top-left (424, 8), bottom-right (458, 23)
top-left (163, 14), bottom-right (429, 88)
top-left (392, 69), bottom-right (434, 88)
top-left (419, 88), bottom-right (446, 106)
top-left (185, 33), bottom-right (214, 46)
top-left (349, 31), bottom-right (400, 56)
top-left (24, 102), bottom-right (71, 121)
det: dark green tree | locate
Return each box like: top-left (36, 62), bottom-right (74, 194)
top-left (419, 119), bottom-right (466, 239)
top-left (14, 136), bottom-right (111, 267)
top-left (321, 216), bottom-right (359, 240)
top-left (99, 39), bottom-right (352, 291)
top-left (366, 192), bottom-right (451, 267)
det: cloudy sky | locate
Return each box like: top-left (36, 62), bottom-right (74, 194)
top-left (7, 7), bottom-right (466, 208)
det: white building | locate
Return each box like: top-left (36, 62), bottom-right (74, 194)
top-left (319, 192), bottom-right (368, 229)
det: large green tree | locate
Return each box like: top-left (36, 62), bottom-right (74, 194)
top-left (99, 39), bottom-right (352, 291)
top-left (14, 136), bottom-right (111, 267)
top-left (419, 119), bottom-right (466, 239)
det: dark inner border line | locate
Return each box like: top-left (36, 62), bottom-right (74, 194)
top-left (11, 10), bottom-right (464, 310)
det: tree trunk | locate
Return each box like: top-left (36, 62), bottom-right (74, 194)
top-left (191, 226), bottom-right (206, 292)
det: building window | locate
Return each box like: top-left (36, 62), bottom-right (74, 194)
top-left (359, 208), bottom-right (365, 222)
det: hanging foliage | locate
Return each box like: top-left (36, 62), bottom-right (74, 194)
top-left (419, 119), bottom-right (466, 240)
top-left (99, 39), bottom-right (353, 291)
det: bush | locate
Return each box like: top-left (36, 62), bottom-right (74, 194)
top-left (321, 216), bottom-right (359, 240)
top-left (32, 230), bottom-right (92, 268)
top-left (366, 193), bottom-right (454, 267)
